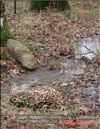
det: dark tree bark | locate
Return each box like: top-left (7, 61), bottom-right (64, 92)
top-left (0, 0), bottom-right (13, 47)
top-left (0, 0), bottom-right (5, 16)
top-left (29, 0), bottom-right (70, 12)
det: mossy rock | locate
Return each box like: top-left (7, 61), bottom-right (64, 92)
top-left (0, 19), bottom-right (14, 47)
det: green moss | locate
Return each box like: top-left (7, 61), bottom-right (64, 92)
top-left (21, 43), bottom-right (39, 51)
top-left (66, 107), bottom-right (77, 114)
top-left (0, 19), bottom-right (14, 47)
top-left (1, 55), bottom-right (11, 60)
top-left (15, 39), bottom-right (39, 51)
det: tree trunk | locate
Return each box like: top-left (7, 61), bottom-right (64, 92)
top-left (0, 0), bottom-right (13, 47)
top-left (29, 0), bottom-right (70, 12)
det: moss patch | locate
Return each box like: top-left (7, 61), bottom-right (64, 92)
top-left (21, 42), bottom-right (39, 51)
top-left (0, 19), bottom-right (14, 47)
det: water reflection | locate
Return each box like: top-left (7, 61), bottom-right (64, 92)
top-left (74, 36), bottom-right (100, 60)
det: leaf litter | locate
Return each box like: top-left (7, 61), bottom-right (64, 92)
top-left (1, 1), bottom-right (100, 128)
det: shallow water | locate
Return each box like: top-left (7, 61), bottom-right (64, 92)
top-left (2, 34), bottom-right (100, 95)
top-left (74, 34), bottom-right (100, 60)
top-left (1, 34), bottom-right (100, 113)
top-left (1, 57), bottom-right (86, 95)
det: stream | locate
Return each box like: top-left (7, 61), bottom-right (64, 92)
top-left (1, 33), bottom-right (100, 113)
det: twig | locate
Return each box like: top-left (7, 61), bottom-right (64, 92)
top-left (75, 44), bottom-right (98, 55)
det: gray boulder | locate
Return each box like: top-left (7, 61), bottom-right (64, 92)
top-left (7, 39), bottom-right (38, 70)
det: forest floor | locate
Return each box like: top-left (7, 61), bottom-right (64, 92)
top-left (1, 1), bottom-right (100, 129)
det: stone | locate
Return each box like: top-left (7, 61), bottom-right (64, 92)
top-left (7, 39), bottom-right (38, 70)
top-left (0, 0), bottom-right (5, 16)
